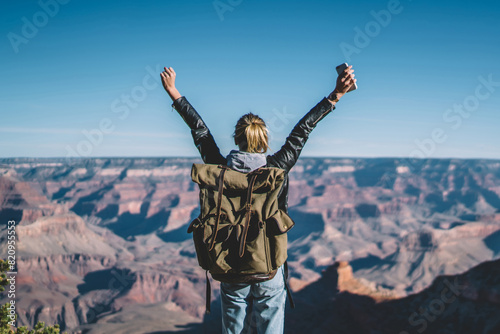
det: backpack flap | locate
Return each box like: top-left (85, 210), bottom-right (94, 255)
top-left (265, 210), bottom-right (295, 235)
top-left (187, 217), bottom-right (200, 233)
top-left (191, 163), bottom-right (284, 192)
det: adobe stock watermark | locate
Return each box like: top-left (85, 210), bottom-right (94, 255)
top-left (7, 0), bottom-right (71, 54)
top-left (403, 74), bottom-right (499, 171)
top-left (266, 106), bottom-right (296, 134)
top-left (339, 0), bottom-right (411, 62)
top-left (64, 65), bottom-right (162, 159)
top-left (375, 73), bottom-right (499, 186)
top-left (399, 277), bottom-right (467, 334)
top-left (213, 0), bottom-right (243, 21)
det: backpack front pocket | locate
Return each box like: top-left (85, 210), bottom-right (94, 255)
top-left (265, 210), bottom-right (295, 268)
top-left (188, 217), bottom-right (213, 270)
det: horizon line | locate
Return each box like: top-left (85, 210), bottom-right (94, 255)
top-left (1, 155), bottom-right (499, 161)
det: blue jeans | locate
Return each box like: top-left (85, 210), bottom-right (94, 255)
top-left (220, 264), bottom-right (287, 334)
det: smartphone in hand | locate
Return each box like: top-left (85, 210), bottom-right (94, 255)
top-left (336, 63), bottom-right (357, 92)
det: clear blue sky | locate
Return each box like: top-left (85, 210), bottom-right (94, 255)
top-left (1, 0), bottom-right (499, 159)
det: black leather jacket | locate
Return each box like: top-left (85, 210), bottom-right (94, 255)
top-left (172, 96), bottom-right (336, 213)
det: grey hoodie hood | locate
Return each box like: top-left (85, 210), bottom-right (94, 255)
top-left (226, 150), bottom-right (267, 173)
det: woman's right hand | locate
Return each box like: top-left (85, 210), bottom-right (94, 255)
top-left (333, 65), bottom-right (356, 96)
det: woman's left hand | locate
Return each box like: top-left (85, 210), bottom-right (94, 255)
top-left (161, 67), bottom-right (177, 92)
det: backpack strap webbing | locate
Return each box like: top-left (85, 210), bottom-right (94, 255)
top-left (207, 166), bottom-right (228, 251)
top-left (205, 270), bottom-right (211, 314)
top-left (239, 171), bottom-right (261, 257)
top-left (284, 261), bottom-right (295, 309)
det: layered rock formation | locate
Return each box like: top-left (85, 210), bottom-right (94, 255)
top-left (286, 259), bottom-right (500, 334)
top-left (0, 157), bottom-right (499, 333)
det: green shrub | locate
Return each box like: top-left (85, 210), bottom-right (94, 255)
top-left (0, 260), bottom-right (68, 334)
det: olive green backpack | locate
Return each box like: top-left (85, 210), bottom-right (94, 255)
top-left (188, 163), bottom-right (296, 313)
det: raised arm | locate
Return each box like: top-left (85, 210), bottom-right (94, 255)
top-left (161, 67), bottom-right (226, 165)
top-left (267, 65), bottom-right (356, 172)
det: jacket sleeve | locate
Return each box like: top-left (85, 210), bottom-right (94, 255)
top-left (267, 97), bottom-right (335, 172)
top-left (171, 96), bottom-right (227, 165)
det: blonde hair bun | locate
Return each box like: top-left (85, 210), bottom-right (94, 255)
top-left (234, 113), bottom-right (269, 153)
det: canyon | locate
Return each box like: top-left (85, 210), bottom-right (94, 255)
top-left (0, 157), bottom-right (499, 333)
